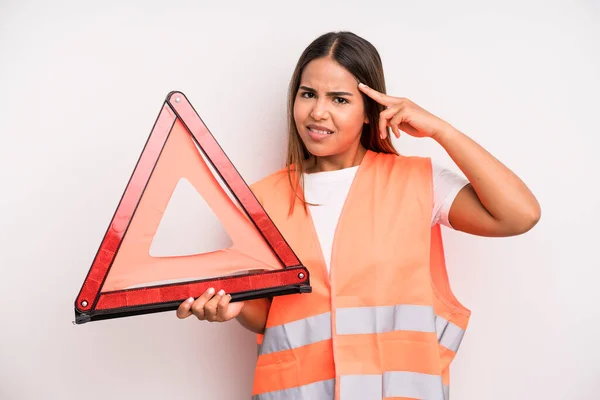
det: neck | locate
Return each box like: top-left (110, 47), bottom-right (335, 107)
top-left (308, 145), bottom-right (367, 173)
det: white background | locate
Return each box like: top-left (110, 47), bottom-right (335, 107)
top-left (1, 1), bottom-right (598, 399)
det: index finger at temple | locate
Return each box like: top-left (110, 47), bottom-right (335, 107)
top-left (358, 83), bottom-right (392, 106)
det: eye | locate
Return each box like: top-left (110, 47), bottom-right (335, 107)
top-left (334, 97), bottom-right (349, 105)
top-left (300, 91), bottom-right (315, 98)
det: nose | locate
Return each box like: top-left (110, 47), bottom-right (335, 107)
top-left (310, 98), bottom-right (330, 121)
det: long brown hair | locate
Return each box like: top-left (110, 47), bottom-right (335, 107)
top-left (285, 31), bottom-right (398, 212)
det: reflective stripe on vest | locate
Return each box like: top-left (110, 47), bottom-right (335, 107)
top-left (260, 312), bottom-right (332, 355)
top-left (253, 374), bottom-right (451, 400)
top-left (259, 305), bottom-right (466, 356)
top-left (340, 372), bottom-right (448, 400)
top-left (435, 315), bottom-right (466, 353)
top-left (252, 379), bottom-right (335, 400)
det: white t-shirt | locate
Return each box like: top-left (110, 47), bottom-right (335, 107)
top-left (303, 163), bottom-right (469, 274)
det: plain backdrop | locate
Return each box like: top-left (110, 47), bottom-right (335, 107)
top-left (1, 1), bottom-right (599, 399)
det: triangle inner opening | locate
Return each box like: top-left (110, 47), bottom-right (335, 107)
top-left (149, 177), bottom-right (233, 258)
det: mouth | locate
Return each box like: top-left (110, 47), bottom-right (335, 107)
top-left (307, 125), bottom-right (334, 136)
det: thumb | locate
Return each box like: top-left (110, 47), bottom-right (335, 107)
top-left (218, 295), bottom-right (246, 321)
top-left (176, 297), bottom-right (195, 319)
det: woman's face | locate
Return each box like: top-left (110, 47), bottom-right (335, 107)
top-left (293, 57), bottom-right (368, 161)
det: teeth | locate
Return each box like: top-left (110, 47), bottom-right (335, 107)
top-left (309, 127), bottom-right (333, 135)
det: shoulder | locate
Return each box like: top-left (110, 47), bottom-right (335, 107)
top-left (371, 151), bottom-right (431, 165)
top-left (370, 151), bottom-right (432, 176)
top-left (249, 167), bottom-right (292, 201)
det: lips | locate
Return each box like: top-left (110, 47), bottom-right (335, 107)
top-left (307, 124), bottom-right (334, 135)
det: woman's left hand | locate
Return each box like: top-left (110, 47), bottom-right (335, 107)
top-left (358, 82), bottom-right (450, 140)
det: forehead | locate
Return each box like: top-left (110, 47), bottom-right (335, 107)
top-left (300, 57), bottom-right (358, 90)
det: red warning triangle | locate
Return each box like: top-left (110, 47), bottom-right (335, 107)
top-left (74, 91), bottom-right (311, 324)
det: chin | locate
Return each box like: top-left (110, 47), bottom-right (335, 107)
top-left (303, 142), bottom-right (337, 158)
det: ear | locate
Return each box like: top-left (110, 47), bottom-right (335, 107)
top-left (364, 114), bottom-right (369, 124)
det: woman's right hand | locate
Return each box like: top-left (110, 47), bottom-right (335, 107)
top-left (176, 287), bottom-right (245, 322)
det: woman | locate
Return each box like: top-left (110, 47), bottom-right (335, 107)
top-left (176, 31), bottom-right (540, 399)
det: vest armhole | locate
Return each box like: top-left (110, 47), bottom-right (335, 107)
top-left (420, 157), bottom-right (470, 317)
top-left (430, 224), bottom-right (471, 317)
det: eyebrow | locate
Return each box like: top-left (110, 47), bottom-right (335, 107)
top-left (299, 86), bottom-right (354, 97)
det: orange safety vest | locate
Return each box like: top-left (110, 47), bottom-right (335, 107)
top-left (249, 150), bottom-right (471, 400)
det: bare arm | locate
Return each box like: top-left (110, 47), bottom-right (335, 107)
top-left (235, 298), bottom-right (271, 334)
top-left (357, 82), bottom-right (541, 237)
top-left (434, 126), bottom-right (541, 237)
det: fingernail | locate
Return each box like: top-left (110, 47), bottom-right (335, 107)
top-left (207, 287), bottom-right (215, 295)
top-left (358, 82), bottom-right (366, 88)
top-left (218, 289), bottom-right (225, 296)
top-left (187, 297), bottom-right (194, 303)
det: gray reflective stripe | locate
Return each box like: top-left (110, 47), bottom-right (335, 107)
top-left (260, 308), bottom-right (465, 356)
top-left (340, 372), bottom-right (444, 400)
top-left (252, 379), bottom-right (334, 400)
top-left (435, 316), bottom-right (466, 352)
top-left (259, 312), bottom-right (331, 355)
top-left (384, 371), bottom-right (445, 399)
top-left (435, 315), bottom-right (449, 340)
top-left (336, 304), bottom-right (436, 335)
top-left (340, 375), bottom-right (381, 399)
top-left (444, 384), bottom-right (450, 400)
